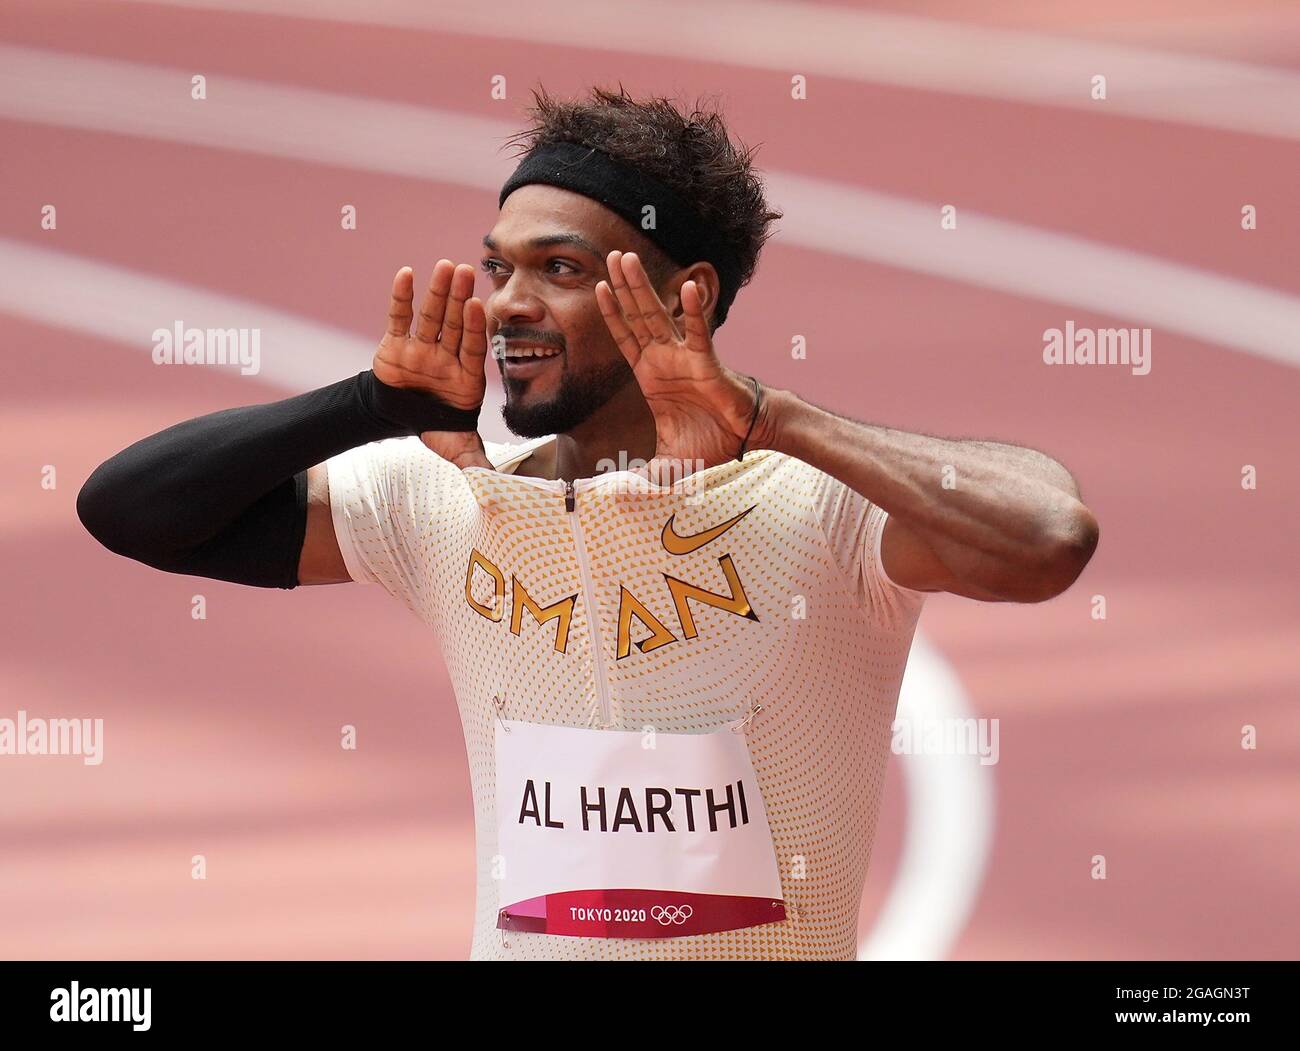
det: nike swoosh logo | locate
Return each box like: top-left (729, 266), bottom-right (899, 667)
top-left (661, 504), bottom-right (757, 555)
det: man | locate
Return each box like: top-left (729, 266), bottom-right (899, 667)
top-left (77, 86), bottom-right (1098, 960)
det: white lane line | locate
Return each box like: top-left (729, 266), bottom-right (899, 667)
top-left (114, 0), bottom-right (1300, 141)
top-left (0, 235), bottom-right (987, 959)
top-left (0, 238), bottom-right (510, 444)
top-left (5, 44), bottom-right (1297, 368)
top-left (860, 632), bottom-right (994, 960)
top-left (766, 171), bottom-right (1300, 372)
top-left (0, 44), bottom-right (514, 185)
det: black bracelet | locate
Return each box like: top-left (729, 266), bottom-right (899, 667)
top-left (736, 374), bottom-right (763, 462)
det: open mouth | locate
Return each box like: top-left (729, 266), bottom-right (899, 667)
top-left (500, 346), bottom-right (563, 378)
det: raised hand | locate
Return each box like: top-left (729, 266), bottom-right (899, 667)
top-left (374, 262), bottom-right (492, 469)
top-left (594, 251), bottom-right (768, 483)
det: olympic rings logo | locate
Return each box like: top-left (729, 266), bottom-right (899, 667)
top-left (650, 904), bottom-right (694, 926)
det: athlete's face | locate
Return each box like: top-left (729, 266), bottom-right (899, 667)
top-left (482, 185), bottom-right (666, 438)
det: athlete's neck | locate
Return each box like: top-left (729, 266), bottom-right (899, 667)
top-left (516, 378), bottom-right (657, 482)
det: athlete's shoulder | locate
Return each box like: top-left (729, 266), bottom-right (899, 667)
top-left (326, 433), bottom-right (419, 463)
top-left (482, 434), bottom-right (556, 473)
top-left (325, 435), bottom-right (470, 500)
top-left (753, 448), bottom-right (835, 486)
top-left (328, 434), bottom-right (449, 471)
top-left (757, 450), bottom-right (880, 516)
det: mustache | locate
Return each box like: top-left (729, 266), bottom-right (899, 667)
top-left (493, 326), bottom-right (565, 351)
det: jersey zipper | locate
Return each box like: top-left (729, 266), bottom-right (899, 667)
top-left (564, 479), bottom-right (613, 727)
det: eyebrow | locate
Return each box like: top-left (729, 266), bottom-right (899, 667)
top-left (481, 233), bottom-right (604, 259)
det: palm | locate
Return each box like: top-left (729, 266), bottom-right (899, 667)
top-left (373, 261), bottom-right (487, 412)
top-left (374, 261), bottom-right (492, 469)
top-left (630, 349), bottom-right (747, 465)
top-left (596, 252), bottom-right (759, 481)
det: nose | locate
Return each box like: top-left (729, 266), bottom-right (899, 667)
top-left (487, 269), bottom-right (546, 332)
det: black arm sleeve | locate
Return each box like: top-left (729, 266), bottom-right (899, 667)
top-left (75, 370), bottom-right (480, 589)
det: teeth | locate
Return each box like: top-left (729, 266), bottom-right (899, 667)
top-left (503, 346), bottom-right (561, 359)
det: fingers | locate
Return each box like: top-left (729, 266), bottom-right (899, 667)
top-left (387, 267), bottom-right (415, 340)
top-left (413, 260), bottom-right (456, 345)
top-left (612, 251), bottom-right (680, 345)
top-left (460, 296), bottom-right (489, 366)
top-left (595, 280), bottom-right (643, 369)
top-left (438, 264), bottom-right (476, 354)
top-left (679, 280), bottom-right (712, 354)
top-left (605, 251), bottom-right (655, 349)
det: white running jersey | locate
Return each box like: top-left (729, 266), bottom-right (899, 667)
top-left (326, 434), bottom-right (927, 959)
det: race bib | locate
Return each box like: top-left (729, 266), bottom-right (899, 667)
top-left (495, 719), bottom-right (786, 939)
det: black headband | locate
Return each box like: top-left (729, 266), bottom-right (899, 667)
top-left (498, 140), bottom-right (743, 328)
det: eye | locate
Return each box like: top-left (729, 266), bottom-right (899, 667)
top-left (480, 259), bottom-right (506, 277)
top-left (547, 259), bottom-right (580, 275)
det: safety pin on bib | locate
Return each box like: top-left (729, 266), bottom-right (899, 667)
top-left (492, 693), bottom-right (511, 734)
top-left (493, 694), bottom-right (510, 948)
top-left (728, 701), bottom-right (764, 734)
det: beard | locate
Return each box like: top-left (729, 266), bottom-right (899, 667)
top-left (500, 356), bottom-right (635, 438)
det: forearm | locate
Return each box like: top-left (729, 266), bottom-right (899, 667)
top-left (75, 370), bottom-right (479, 587)
top-left (764, 388), bottom-right (1098, 596)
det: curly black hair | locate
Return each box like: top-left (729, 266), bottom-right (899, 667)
top-left (502, 84), bottom-right (782, 329)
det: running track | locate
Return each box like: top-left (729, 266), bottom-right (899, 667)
top-left (1, 0), bottom-right (1297, 959)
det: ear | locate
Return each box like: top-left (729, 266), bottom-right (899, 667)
top-left (666, 262), bottom-right (719, 329)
